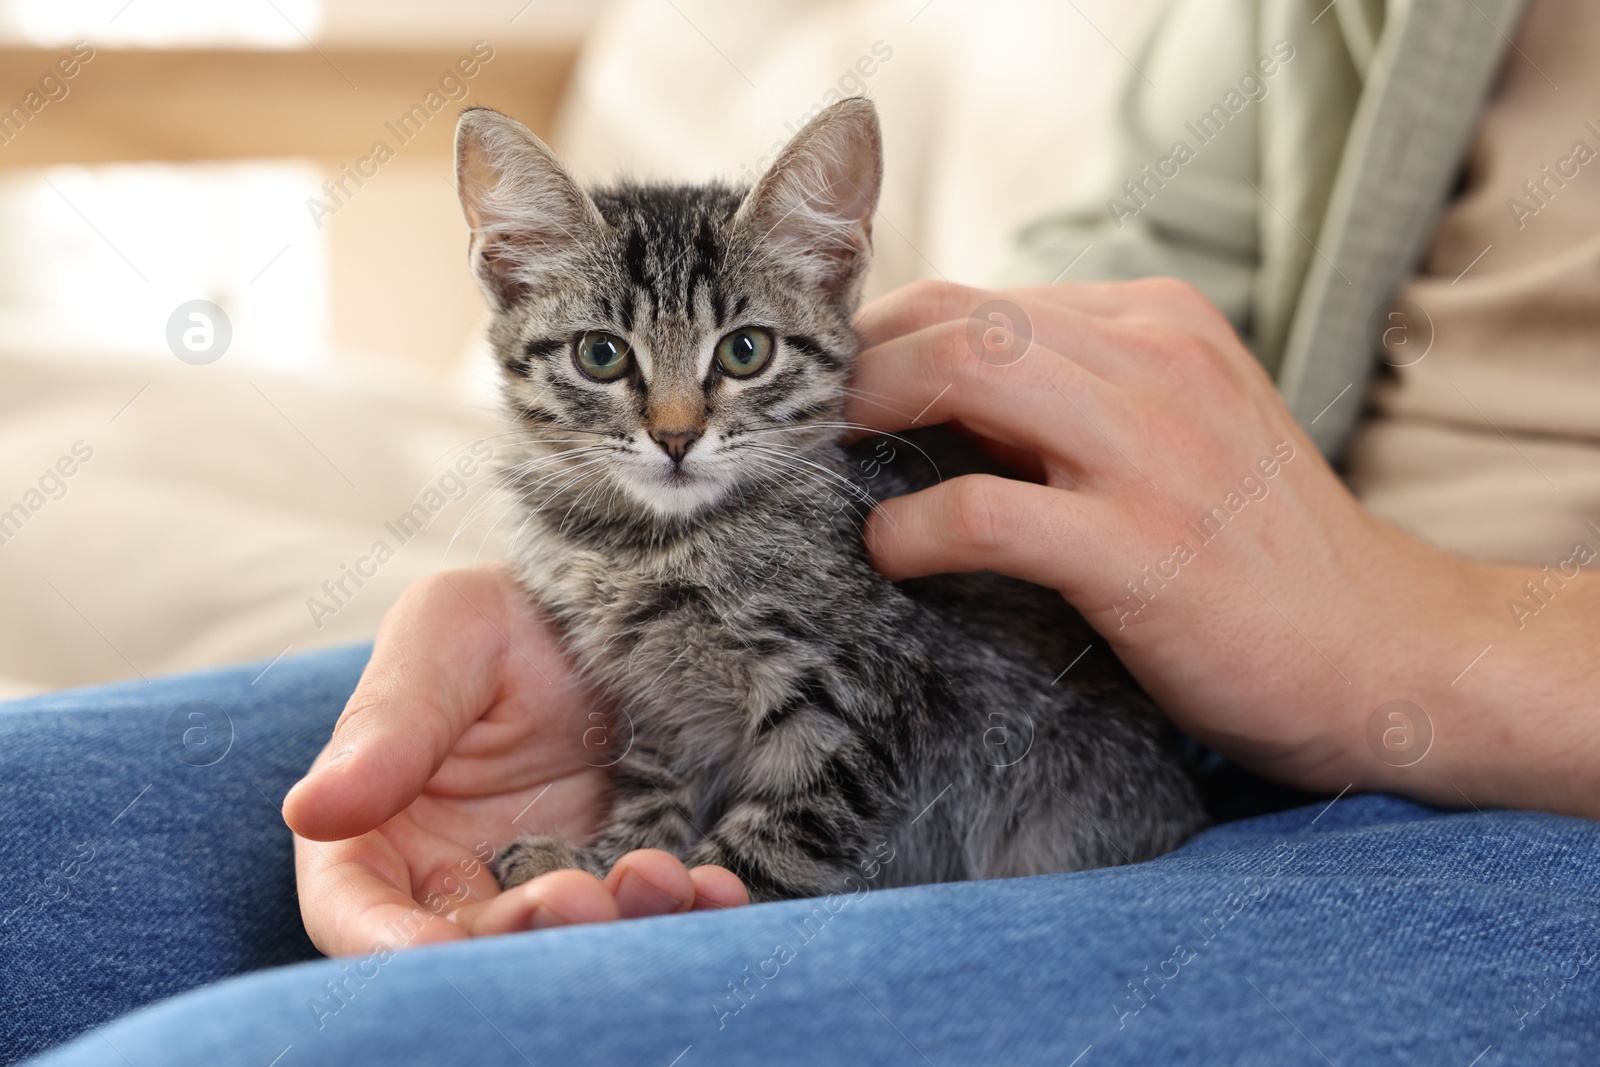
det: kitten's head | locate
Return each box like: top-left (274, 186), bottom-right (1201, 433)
top-left (455, 99), bottom-right (882, 522)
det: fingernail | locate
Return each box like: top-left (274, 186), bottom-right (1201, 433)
top-left (614, 870), bottom-right (684, 917)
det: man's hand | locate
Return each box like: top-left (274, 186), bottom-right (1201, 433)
top-left (283, 566), bottom-right (747, 957)
top-left (848, 279), bottom-right (1600, 817)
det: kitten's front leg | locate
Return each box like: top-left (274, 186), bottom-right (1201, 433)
top-left (493, 742), bottom-right (699, 889)
top-left (682, 731), bottom-right (889, 903)
top-left (682, 794), bottom-right (877, 903)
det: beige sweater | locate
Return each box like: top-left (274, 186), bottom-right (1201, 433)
top-left (1344, 0), bottom-right (1600, 566)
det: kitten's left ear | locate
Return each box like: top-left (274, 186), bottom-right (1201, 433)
top-left (455, 106), bottom-right (607, 309)
top-left (735, 97), bottom-right (882, 309)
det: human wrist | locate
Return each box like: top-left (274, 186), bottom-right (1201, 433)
top-left (1343, 536), bottom-right (1600, 819)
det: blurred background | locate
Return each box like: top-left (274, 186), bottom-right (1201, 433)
top-left (0, 0), bottom-right (1155, 695)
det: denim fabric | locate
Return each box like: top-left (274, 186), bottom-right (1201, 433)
top-left (1, 645), bottom-right (367, 1063)
top-left (6, 649), bottom-right (1600, 1066)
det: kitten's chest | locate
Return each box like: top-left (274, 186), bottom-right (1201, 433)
top-left (513, 535), bottom-right (796, 730)
top-left (515, 540), bottom-right (675, 656)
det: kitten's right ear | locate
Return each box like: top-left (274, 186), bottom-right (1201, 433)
top-left (455, 107), bottom-right (606, 309)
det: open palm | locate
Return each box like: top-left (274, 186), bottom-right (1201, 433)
top-left (284, 566), bottom-right (746, 956)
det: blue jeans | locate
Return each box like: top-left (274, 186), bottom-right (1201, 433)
top-left (4, 647), bottom-right (1598, 1065)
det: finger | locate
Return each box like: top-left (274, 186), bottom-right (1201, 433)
top-left (605, 849), bottom-right (696, 918)
top-left (864, 473), bottom-right (1115, 596)
top-left (455, 869), bottom-right (622, 935)
top-left (295, 831), bottom-right (468, 957)
top-left (854, 278), bottom-right (1166, 353)
top-left (854, 279), bottom-right (999, 350)
top-left (1011, 277), bottom-right (1238, 346)
top-left (1009, 279), bottom-right (1188, 318)
top-left (845, 319), bottom-right (1113, 463)
top-left (688, 865), bottom-right (750, 910)
top-left (284, 567), bottom-right (555, 842)
top-left (855, 279), bottom-right (1235, 391)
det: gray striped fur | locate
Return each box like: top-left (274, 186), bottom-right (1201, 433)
top-left (455, 100), bottom-right (1205, 902)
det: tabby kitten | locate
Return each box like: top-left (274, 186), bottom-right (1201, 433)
top-left (455, 99), bottom-right (1205, 902)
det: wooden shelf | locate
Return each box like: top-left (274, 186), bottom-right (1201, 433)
top-left (0, 46), bottom-right (577, 167)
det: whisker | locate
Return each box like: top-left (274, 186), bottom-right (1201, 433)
top-left (741, 445), bottom-right (904, 537)
top-left (504, 460), bottom-right (616, 549)
top-left (742, 443), bottom-right (876, 504)
top-left (740, 447), bottom-right (872, 519)
top-left (461, 457), bottom-right (614, 559)
top-left (839, 385), bottom-right (915, 419)
top-left (448, 446), bottom-right (620, 546)
top-left (735, 422), bottom-right (946, 484)
top-left (558, 464), bottom-right (623, 532)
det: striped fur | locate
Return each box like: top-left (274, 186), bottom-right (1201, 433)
top-left (455, 100), bottom-right (1206, 901)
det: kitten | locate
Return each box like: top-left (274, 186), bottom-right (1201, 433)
top-left (455, 99), bottom-right (1206, 902)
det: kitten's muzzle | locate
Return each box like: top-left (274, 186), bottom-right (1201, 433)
top-left (650, 428), bottom-right (701, 465)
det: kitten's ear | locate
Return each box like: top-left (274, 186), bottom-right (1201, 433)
top-left (455, 107), bottom-right (606, 309)
top-left (735, 97), bottom-right (882, 308)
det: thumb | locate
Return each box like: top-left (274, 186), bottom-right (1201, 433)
top-left (865, 473), bottom-right (1109, 596)
top-left (282, 569), bottom-right (519, 841)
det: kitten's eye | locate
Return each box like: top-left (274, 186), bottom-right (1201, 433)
top-left (715, 327), bottom-right (774, 378)
top-left (574, 331), bottom-right (633, 381)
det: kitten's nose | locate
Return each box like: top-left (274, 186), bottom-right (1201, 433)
top-left (650, 428), bottom-right (701, 464)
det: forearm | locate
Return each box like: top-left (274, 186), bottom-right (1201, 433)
top-left (1344, 536), bottom-right (1600, 820)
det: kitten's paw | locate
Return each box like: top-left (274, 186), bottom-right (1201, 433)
top-left (493, 834), bottom-right (581, 889)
